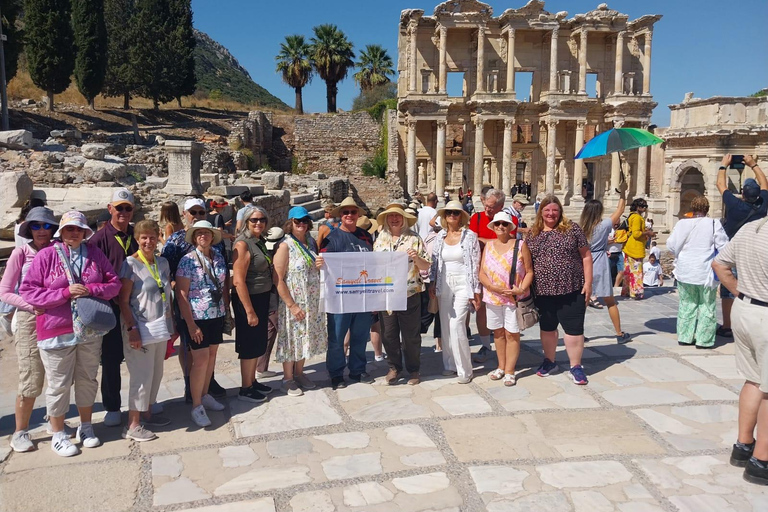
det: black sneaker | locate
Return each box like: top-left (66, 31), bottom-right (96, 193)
top-left (731, 441), bottom-right (755, 467)
top-left (238, 386), bottom-right (267, 403)
top-left (744, 457), bottom-right (768, 485)
top-left (349, 372), bottom-right (374, 384)
top-left (331, 376), bottom-right (347, 390)
top-left (251, 380), bottom-right (273, 395)
top-left (208, 377), bottom-right (227, 398)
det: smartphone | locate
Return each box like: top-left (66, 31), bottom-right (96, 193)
top-left (731, 155), bottom-right (745, 170)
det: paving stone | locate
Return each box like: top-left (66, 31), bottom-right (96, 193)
top-left (669, 494), bottom-right (737, 512)
top-left (154, 476), bottom-right (212, 506)
top-left (321, 452), bottom-right (382, 480)
top-left (633, 409), bottom-right (700, 435)
top-left (617, 504), bottom-right (666, 512)
top-left (350, 397), bottom-right (430, 422)
top-left (214, 465), bottom-right (312, 496)
top-left (343, 481), bottom-right (395, 507)
top-left (601, 386), bottom-right (689, 406)
top-left (152, 454), bottom-right (183, 478)
top-left (670, 404), bottom-right (738, 424)
top-left (486, 491), bottom-right (571, 512)
top-left (175, 499), bottom-right (276, 512)
top-left (571, 490), bottom-right (614, 512)
top-left (336, 382), bottom-right (379, 401)
top-left (687, 383), bottom-right (739, 400)
top-left (266, 438), bottom-right (313, 458)
top-left (536, 461), bottom-right (633, 488)
top-left (314, 431), bottom-right (370, 449)
top-left (231, 390), bottom-right (342, 437)
top-left (400, 450), bottom-right (447, 467)
top-left (682, 355), bottom-right (742, 380)
top-left (469, 465), bottom-right (529, 495)
top-left (624, 357), bottom-right (707, 382)
top-left (219, 445), bottom-right (259, 467)
top-left (385, 424), bottom-right (436, 448)
top-left (290, 490), bottom-right (336, 512)
top-left (432, 393), bottom-right (492, 415)
top-left (392, 472), bottom-right (451, 495)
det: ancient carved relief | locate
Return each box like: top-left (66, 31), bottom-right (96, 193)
top-left (433, 0), bottom-right (493, 17)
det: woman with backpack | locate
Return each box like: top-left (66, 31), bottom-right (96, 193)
top-left (621, 198), bottom-right (654, 299)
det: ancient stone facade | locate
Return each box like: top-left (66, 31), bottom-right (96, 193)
top-left (395, 0), bottom-right (661, 208)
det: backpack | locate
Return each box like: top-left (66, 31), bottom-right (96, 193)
top-left (613, 215), bottom-right (630, 244)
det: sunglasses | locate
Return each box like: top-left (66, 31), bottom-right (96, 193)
top-left (445, 210), bottom-right (462, 217)
top-left (493, 221), bottom-right (511, 228)
top-left (30, 222), bottom-right (54, 231)
top-left (248, 217), bottom-right (268, 224)
top-left (188, 209), bottom-right (206, 216)
top-left (292, 218), bottom-right (310, 225)
top-left (341, 209), bottom-right (359, 216)
top-left (114, 205), bottom-right (134, 213)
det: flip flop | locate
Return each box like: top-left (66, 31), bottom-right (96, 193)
top-left (588, 299), bottom-right (604, 309)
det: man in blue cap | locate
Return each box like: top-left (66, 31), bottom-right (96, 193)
top-left (716, 154), bottom-right (768, 338)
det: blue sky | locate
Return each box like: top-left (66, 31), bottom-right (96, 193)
top-left (191, 0), bottom-right (768, 126)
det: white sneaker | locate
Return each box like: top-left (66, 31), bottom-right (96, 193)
top-left (150, 403), bottom-right (163, 415)
top-left (201, 393), bottom-right (225, 411)
top-left (104, 411), bottom-right (122, 427)
top-left (10, 430), bottom-right (34, 452)
top-left (374, 354), bottom-right (386, 362)
top-left (51, 433), bottom-right (79, 457)
top-left (75, 424), bottom-right (101, 448)
top-left (191, 405), bottom-right (211, 427)
top-left (457, 375), bottom-right (473, 384)
top-left (46, 422), bottom-right (74, 438)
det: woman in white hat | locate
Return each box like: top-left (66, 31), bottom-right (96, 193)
top-left (1, 207), bottom-right (58, 453)
top-left (175, 220), bottom-right (230, 427)
top-left (428, 200), bottom-right (481, 383)
top-left (20, 210), bottom-right (122, 456)
top-left (374, 203), bottom-right (431, 385)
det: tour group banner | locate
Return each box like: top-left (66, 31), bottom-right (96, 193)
top-left (320, 252), bottom-right (409, 314)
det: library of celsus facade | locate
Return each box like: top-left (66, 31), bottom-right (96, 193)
top-left (392, 0), bottom-right (661, 211)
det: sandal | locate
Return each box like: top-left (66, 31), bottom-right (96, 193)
top-left (588, 299), bottom-right (604, 309)
top-left (488, 368), bottom-right (505, 380)
top-left (716, 326), bottom-right (733, 338)
top-left (503, 374), bottom-right (516, 387)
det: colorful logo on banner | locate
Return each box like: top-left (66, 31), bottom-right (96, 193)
top-left (321, 252), bottom-right (408, 313)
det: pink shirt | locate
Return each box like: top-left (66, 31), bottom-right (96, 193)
top-left (0, 243), bottom-right (40, 312)
top-left (482, 240), bottom-right (528, 306)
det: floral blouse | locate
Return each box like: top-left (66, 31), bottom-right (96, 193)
top-left (373, 229), bottom-right (430, 297)
top-left (176, 249), bottom-right (227, 320)
top-left (429, 228), bottom-right (481, 296)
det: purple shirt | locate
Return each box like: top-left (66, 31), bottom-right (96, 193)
top-left (89, 221), bottom-right (138, 276)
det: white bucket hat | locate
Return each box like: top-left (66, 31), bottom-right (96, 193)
top-left (54, 210), bottom-right (93, 239)
top-left (185, 220), bottom-right (222, 245)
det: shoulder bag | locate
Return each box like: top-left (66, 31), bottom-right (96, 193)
top-left (509, 239), bottom-right (539, 331)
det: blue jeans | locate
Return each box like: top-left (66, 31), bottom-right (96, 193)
top-left (326, 313), bottom-right (372, 379)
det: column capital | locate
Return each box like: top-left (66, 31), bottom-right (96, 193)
top-left (547, 119), bottom-right (559, 128)
top-left (436, 119), bottom-right (447, 129)
top-left (576, 119), bottom-right (587, 129)
top-left (616, 30), bottom-right (627, 40)
top-left (551, 25), bottom-right (560, 37)
top-left (474, 116), bottom-right (485, 128)
top-left (477, 24), bottom-right (486, 35)
top-left (644, 31), bottom-right (653, 44)
top-left (406, 118), bottom-right (418, 129)
top-left (506, 26), bottom-right (516, 37)
top-left (437, 23), bottom-right (447, 35)
top-left (613, 118), bottom-right (625, 129)
top-left (504, 118), bottom-right (516, 130)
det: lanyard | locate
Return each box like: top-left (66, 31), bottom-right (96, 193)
top-left (255, 239), bottom-right (272, 265)
top-left (136, 251), bottom-right (166, 303)
top-left (115, 234), bottom-right (131, 255)
top-left (290, 234), bottom-right (316, 268)
top-left (195, 249), bottom-right (222, 294)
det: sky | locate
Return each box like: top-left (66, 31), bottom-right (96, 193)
top-left (190, 0), bottom-right (768, 126)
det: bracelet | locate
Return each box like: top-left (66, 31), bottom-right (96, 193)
top-left (126, 325), bottom-right (137, 332)
top-left (718, 166), bottom-right (726, 170)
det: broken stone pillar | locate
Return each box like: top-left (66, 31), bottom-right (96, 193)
top-left (0, 171), bottom-right (33, 207)
top-left (164, 140), bottom-right (203, 195)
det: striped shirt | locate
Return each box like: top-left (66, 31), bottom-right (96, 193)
top-left (714, 218), bottom-right (768, 302)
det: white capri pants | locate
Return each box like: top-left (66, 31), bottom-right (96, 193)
top-left (486, 303), bottom-right (520, 333)
top-left (39, 335), bottom-right (102, 418)
top-left (122, 326), bottom-right (165, 412)
top-left (438, 272), bottom-right (473, 380)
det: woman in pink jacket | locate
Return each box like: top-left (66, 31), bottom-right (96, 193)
top-left (20, 211), bottom-right (121, 457)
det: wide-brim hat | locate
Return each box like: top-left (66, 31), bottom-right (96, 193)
top-left (377, 204), bottom-right (417, 228)
top-left (54, 210), bottom-right (93, 239)
top-left (356, 215), bottom-right (379, 235)
top-left (330, 197), bottom-right (364, 218)
top-left (185, 220), bottom-right (222, 245)
top-left (437, 200), bottom-right (470, 225)
top-left (19, 206), bottom-right (59, 239)
top-left (265, 227), bottom-right (284, 251)
top-left (486, 211), bottom-right (519, 232)
top-left (511, 194), bottom-right (530, 206)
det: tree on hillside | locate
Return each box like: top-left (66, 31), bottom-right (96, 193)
top-left (167, 0), bottom-right (196, 107)
top-left (103, 0), bottom-right (137, 109)
top-left (72, 0), bottom-right (108, 109)
top-left (275, 35), bottom-right (313, 114)
top-left (351, 82), bottom-right (397, 111)
top-left (310, 24), bottom-right (354, 113)
top-left (24, 0), bottom-right (75, 111)
top-left (132, 0), bottom-right (173, 110)
top-left (0, 0), bottom-right (23, 82)
top-left (354, 44), bottom-right (394, 93)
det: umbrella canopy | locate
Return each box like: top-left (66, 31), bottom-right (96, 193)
top-left (575, 128), bottom-right (664, 160)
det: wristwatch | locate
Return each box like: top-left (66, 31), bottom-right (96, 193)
top-left (718, 166), bottom-right (727, 170)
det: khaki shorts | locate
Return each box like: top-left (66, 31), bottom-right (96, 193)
top-left (732, 297), bottom-right (768, 392)
top-left (15, 310), bottom-right (44, 398)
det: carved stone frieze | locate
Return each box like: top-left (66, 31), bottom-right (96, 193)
top-left (434, 0), bottom-right (493, 17)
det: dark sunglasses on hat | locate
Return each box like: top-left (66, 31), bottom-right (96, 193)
top-left (30, 222), bottom-right (54, 231)
top-left (445, 210), bottom-right (462, 216)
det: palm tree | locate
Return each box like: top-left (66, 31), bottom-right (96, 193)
top-left (275, 35), bottom-right (313, 114)
top-left (354, 44), bottom-right (394, 93)
top-left (310, 24), bottom-right (355, 113)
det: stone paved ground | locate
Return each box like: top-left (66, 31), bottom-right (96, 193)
top-left (1, 286), bottom-right (767, 512)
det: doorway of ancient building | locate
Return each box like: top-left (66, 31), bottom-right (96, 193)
top-left (678, 168), bottom-right (705, 216)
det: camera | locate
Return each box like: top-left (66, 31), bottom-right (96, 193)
top-left (731, 155), bottom-right (745, 170)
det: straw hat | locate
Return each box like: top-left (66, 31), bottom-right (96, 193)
top-left (437, 200), bottom-right (470, 225)
top-left (356, 215), bottom-right (379, 235)
top-left (330, 197), bottom-right (364, 218)
top-left (376, 203), bottom-right (417, 229)
top-left (185, 220), bottom-right (223, 245)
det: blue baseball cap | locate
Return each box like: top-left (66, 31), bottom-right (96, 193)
top-left (743, 178), bottom-right (760, 202)
top-left (288, 206), bottom-right (310, 220)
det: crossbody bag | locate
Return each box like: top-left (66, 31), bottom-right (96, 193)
top-left (508, 239), bottom-right (539, 331)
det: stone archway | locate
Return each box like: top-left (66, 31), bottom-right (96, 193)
top-left (678, 167), bottom-right (706, 217)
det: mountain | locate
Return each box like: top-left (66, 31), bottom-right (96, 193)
top-left (194, 29), bottom-right (289, 110)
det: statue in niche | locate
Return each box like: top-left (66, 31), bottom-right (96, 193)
top-left (418, 161), bottom-right (426, 185)
top-left (483, 160), bottom-right (490, 183)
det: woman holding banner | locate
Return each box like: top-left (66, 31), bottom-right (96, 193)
top-left (374, 204), bottom-right (431, 386)
top-left (274, 206), bottom-right (326, 396)
top-left (428, 200), bottom-right (481, 384)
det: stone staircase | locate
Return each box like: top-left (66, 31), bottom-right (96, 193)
top-left (289, 192), bottom-right (324, 240)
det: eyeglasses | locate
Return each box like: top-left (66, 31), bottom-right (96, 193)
top-left (340, 210), bottom-right (358, 216)
top-left (445, 210), bottom-right (462, 217)
top-left (30, 222), bottom-right (53, 231)
top-left (188, 209), bottom-right (206, 216)
top-left (493, 221), bottom-right (511, 228)
top-left (248, 217), bottom-right (268, 224)
top-left (195, 230), bottom-right (212, 237)
top-left (114, 205), bottom-right (133, 213)
top-left (292, 218), bottom-right (310, 225)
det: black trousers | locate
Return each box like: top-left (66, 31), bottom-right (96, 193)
top-left (100, 303), bottom-right (124, 412)
top-left (381, 293), bottom-right (422, 374)
top-left (419, 289), bottom-right (441, 339)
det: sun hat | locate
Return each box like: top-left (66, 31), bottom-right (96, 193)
top-left (743, 178), bottom-right (761, 202)
top-left (408, 201), bottom-right (421, 210)
top-left (356, 215), bottom-right (379, 235)
top-left (330, 197), bottom-right (364, 218)
top-left (511, 194), bottom-right (530, 206)
top-left (111, 188), bottom-right (135, 206)
top-left (437, 200), bottom-right (470, 225)
top-left (184, 198), bottom-right (206, 212)
top-left (288, 206), bottom-right (311, 220)
top-left (185, 220), bottom-right (222, 245)
top-left (376, 203), bottom-right (417, 228)
top-left (19, 206), bottom-right (58, 239)
top-left (486, 211), bottom-right (519, 232)
top-left (54, 210), bottom-right (93, 239)
top-left (265, 226), bottom-right (284, 251)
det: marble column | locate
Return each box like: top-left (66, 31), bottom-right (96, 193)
top-left (505, 28), bottom-right (516, 93)
top-left (578, 28), bottom-right (588, 94)
top-left (573, 120), bottom-right (587, 201)
top-left (406, 119), bottom-right (417, 196)
top-left (476, 26), bottom-right (486, 93)
top-left (438, 25), bottom-right (447, 94)
top-left (436, 120), bottom-right (446, 198)
top-left (549, 26), bottom-right (559, 93)
top-left (545, 119), bottom-right (558, 194)
top-left (636, 123), bottom-right (649, 196)
top-left (642, 32), bottom-right (653, 95)
top-left (614, 31), bottom-right (625, 94)
top-left (473, 117), bottom-right (485, 194)
top-left (409, 24), bottom-right (418, 92)
top-left (610, 119), bottom-right (624, 195)
top-left (502, 119), bottom-right (514, 194)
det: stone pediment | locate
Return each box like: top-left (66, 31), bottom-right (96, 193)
top-left (571, 3), bottom-right (629, 27)
top-left (499, 1), bottom-right (565, 25)
top-left (433, 0), bottom-right (493, 17)
top-left (400, 9), bottom-right (425, 27)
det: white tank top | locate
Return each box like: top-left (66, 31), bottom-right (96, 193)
top-left (442, 241), bottom-right (465, 274)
